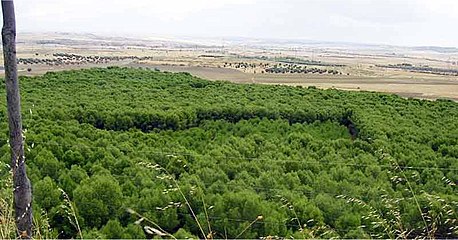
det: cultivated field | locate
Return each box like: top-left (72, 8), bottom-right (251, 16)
top-left (3, 32), bottom-right (458, 101)
top-left (131, 64), bottom-right (458, 101)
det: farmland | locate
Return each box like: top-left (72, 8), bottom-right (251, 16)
top-left (5, 32), bottom-right (458, 101)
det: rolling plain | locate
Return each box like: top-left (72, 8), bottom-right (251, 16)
top-left (6, 32), bottom-right (458, 101)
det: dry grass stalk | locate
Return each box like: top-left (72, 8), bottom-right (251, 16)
top-left (127, 208), bottom-right (177, 240)
top-left (0, 170), bottom-right (15, 239)
top-left (58, 188), bottom-right (83, 239)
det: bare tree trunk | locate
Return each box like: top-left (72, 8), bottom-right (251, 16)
top-left (1, 0), bottom-right (33, 238)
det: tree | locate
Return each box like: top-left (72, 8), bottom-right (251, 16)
top-left (73, 174), bottom-right (123, 228)
top-left (2, 0), bottom-right (33, 238)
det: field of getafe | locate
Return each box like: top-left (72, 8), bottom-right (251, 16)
top-left (1, 67), bottom-right (457, 239)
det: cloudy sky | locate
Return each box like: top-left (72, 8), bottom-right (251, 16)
top-left (9, 0), bottom-right (458, 47)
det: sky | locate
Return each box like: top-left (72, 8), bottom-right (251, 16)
top-left (8, 0), bottom-right (458, 47)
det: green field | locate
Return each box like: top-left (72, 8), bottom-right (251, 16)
top-left (1, 67), bottom-right (457, 239)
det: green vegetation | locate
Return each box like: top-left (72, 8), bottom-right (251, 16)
top-left (265, 64), bottom-right (341, 75)
top-left (224, 60), bottom-right (343, 75)
top-left (274, 57), bottom-right (346, 67)
top-left (0, 67), bottom-right (457, 239)
top-left (18, 53), bottom-right (154, 67)
top-left (377, 63), bottom-right (458, 76)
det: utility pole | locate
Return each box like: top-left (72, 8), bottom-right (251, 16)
top-left (2, 0), bottom-right (33, 238)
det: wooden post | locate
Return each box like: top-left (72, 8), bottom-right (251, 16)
top-left (1, 0), bottom-right (33, 238)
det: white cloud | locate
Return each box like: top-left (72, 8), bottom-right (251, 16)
top-left (5, 0), bottom-right (458, 47)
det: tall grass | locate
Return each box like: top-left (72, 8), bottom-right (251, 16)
top-left (338, 151), bottom-right (458, 239)
top-left (0, 168), bottom-right (82, 239)
top-left (127, 208), bottom-right (177, 240)
top-left (59, 188), bottom-right (83, 239)
top-left (137, 161), bottom-right (208, 239)
top-left (134, 161), bottom-right (268, 239)
top-left (0, 170), bottom-right (15, 239)
top-left (33, 209), bottom-right (58, 239)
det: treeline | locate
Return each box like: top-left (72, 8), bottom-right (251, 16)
top-left (223, 61), bottom-right (343, 75)
top-left (17, 53), bottom-right (154, 66)
top-left (377, 63), bottom-right (458, 76)
top-left (265, 65), bottom-right (341, 75)
top-left (275, 57), bottom-right (346, 67)
top-left (73, 106), bottom-right (354, 133)
top-left (0, 67), bottom-right (457, 239)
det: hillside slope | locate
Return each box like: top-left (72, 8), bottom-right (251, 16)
top-left (1, 67), bottom-right (457, 239)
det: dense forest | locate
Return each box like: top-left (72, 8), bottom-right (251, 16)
top-left (0, 67), bottom-right (457, 239)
